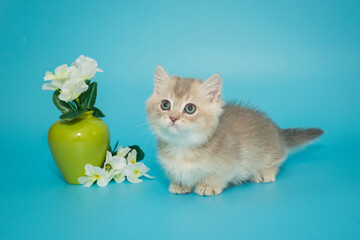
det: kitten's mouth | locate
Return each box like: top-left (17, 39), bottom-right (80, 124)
top-left (167, 123), bottom-right (179, 132)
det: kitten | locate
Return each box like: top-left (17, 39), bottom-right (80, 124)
top-left (146, 65), bottom-right (324, 196)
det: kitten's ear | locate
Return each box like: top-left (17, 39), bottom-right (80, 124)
top-left (154, 65), bottom-right (171, 92)
top-left (202, 73), bottom-right (222, 102)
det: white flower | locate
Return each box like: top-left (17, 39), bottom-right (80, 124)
top-left (124, 162), bottom-right (154, 183)
top-left (123, 149), bottom-right (154, 183)
top-left (117, 146), bottom-right (131, 158)
top-left (42, 55), bottom-right (103, 101)
top-left (127, 149), bottom-right (137, 165)
top-left (113, 169), bottom-right (126, 183)
top-left (71, 55), bottom-right (103, 81)
top-left (43, 64), bottom-right (75, 81)
top-left (78, 164), bottom-right (110, 187)
top-left (103, 151), bottom-right (127, 183)
top-left (42, 64), bottom-right (75, 91)
top-left (58, 79), bottom-right (89, 102)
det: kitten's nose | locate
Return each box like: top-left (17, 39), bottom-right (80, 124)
top-left (170, 116), bottom-right (179, 123)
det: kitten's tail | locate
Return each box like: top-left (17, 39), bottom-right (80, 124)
top-left (280, 128), bottom-right (324, 149)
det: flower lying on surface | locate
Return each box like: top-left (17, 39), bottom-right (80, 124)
top-left (78, 164), bottom-right (110, 187)
top-left (127, 149), bottom-right (137, 164)
top-left (104, 151), bottom-right (126, 177)
top-left (117, 146), bottom-right (131, 158)
top-left (125, 161), bottom-right (154, 183)
top-left (78, 146), bottom-right (154, 187)
top-left (113, 169), bottom-right (126, 183)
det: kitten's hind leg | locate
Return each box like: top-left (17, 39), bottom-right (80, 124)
top-left (169, 182), bottom-right (192, 194)
top-left (253, 166), bottom-right (279, 183)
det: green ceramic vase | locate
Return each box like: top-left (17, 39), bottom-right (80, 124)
top-left (48, 111), bottom-right (110, 184)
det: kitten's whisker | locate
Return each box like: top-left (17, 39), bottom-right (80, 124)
top-left (150, 136), bottom-right (156, 157)
top-left (134, 127), bottom-right (152, 144)
top-left (143, 131), bottom-right (155, 147)
top-left (128, 122), bottom-right (150, 133)
top-left (123, 119), bottom-right (147, 128)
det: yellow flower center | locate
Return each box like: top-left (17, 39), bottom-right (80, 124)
top-left (105, 164), bottom-right (112, 172)
top-left (134, 170), bottom-right (139, 175)
top-left (131, 160), bottom-right (135, 164)
top-left (94, 174), bottom-right (101, 179)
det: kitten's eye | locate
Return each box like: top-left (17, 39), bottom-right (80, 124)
top-left (161, 100), bottom-right (171, 111)
top-left (184, 103), bottom-right (196, 114)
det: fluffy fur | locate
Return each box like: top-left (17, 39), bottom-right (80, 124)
top-left (146, 65), bottom-right (324, 196)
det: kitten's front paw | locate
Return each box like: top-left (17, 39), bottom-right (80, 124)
top-left (169, 182), bottom-right (192, 194)
top-left (194, 184), bottom-right (223, 196)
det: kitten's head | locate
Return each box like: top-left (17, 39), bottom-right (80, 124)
top-left (146, 65), bottom-right (224, 146)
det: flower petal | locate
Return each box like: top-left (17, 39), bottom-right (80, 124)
top-left (58, 88), bottom-right (71, 102)
top-left (75, 79), bottom-right (88, 92)
top-left (127, 149), bottom-right (137, 164)
top-left (111, 156), bottom-right (127, 170)
top-left (55, 64), bottom-right (68, 75)
top-left (84, 180), bottom-right (96, 187)
top-left (78, 176), bottom-right (90, 184)
top-left (84, 164), bottom-right (94, 176)
top-left (135, 162), bottom-right (148, 171)
top-left (41, 82), bottom-right (58, 90)
top-left (97, 177), bottom-right (110, 187)
top-left (143, 173), bottom-right (155, 179)
top-left (113, 172), bottom-right (125, 183)
top-left (123, 164), bottom-right (134, 176)
top-left (127, 176), bottom-right (143, 184)
top-left (44, 71), bottom-right (55, 81)
top-left (117, 146), bottom-right (131, 158)
top-left (71, 55), bottom-right (101, 80)
top-left (78, 176), bottom-right (95, 187)
top-left (105, 172), bottom-right (114, 180)
top-left (104, 151), bottom-right (112, 164)
top-left (92, 166), bottom-right (106, 176)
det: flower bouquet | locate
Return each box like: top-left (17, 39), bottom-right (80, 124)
top-left (42, 55), bottom-right (105, 120)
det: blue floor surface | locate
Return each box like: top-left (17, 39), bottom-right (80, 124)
top-left (1, 1), bottom-right (359, 239)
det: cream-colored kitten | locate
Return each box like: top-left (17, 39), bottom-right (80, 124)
top-left (146, 66), bottom-right (323, 196)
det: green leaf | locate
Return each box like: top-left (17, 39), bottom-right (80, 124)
top-left (107, 141), bottom-right (119, 155)
top-left (81, 82), bottom-right (97, 110)
top-left (85, 80), bottom-right (91, 85)
top-left (107, 140), bottom-right (120, 155)
top-left (92, 107), bottom-right (105, 118)
top-left (128, 145), bottom-right (145, 162)
top-left (59, 109), bottom-right (87, 121)
top-left (112, 140), bottom-right (119, 155)
top-left (78, 91), bottom-right (88, 110)
top-left (52, 90), bottom-right (74, 114)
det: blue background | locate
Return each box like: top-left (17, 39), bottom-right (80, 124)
top-left (1, 0), bottom-right (359, 239)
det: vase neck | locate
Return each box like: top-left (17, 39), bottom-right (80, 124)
top-left (80, 111), bottom-right (94, 119)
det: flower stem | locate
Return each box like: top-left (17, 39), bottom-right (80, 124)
top-left (74, 98), bottom-right (81, 110)
top-left (67, 102), bottom-right (77, 111)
